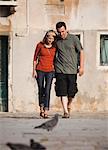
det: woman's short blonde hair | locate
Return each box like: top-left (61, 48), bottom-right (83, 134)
top-left (47, 30), bottom-right (56, 37)
top-left (42, 30), bottom-right (57, 47)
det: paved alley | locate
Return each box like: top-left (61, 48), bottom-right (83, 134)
top-left (0, 112), bottom-right (108, 150)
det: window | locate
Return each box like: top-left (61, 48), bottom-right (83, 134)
top-left (69, 31), bottom-right (84, 67)
top-left (69, 31), bottom-right (84, 47)
top-left (0, 0), bottom-right (16, 1)
top-left (97, 32), bottom-right (108, 70)
top-left (0, 0), bottom-right (17, 16)
top-left (100, 35), bottom-right (108, 65)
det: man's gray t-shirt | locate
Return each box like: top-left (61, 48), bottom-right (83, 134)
top-left (55, 33), bottom-right (83, 74)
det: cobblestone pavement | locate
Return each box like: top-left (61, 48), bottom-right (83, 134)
top-left (0, 112), bottom-right (108, 150)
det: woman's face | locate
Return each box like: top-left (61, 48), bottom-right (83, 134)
top-left (47, 35), bottom-right (55, 45)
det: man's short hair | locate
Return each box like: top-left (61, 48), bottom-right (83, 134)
top-left (56, 22), bottom-right (66, 30)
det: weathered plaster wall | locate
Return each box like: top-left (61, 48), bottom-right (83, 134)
top-left (2, 0), bottom-right (107, 112)
top-left (76, 31), bottom-right (108, 112)
top-left (0, 18), bottom-right (11, 33)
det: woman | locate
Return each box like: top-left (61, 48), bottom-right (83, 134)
top-left (32, 30), bottom-right (56, 118)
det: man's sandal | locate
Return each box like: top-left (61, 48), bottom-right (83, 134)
top-left (62, 112), bottom-right (70, 118)
top-left (67, 108), bottom-right (71, 115)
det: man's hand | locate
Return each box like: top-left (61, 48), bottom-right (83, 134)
top-left (79, 67), bottom-right (84, 76)
top-left (79, 50), bottom-right (84, 76)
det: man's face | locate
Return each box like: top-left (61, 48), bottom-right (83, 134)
top-left (57, 26), bottom-right (68, 39)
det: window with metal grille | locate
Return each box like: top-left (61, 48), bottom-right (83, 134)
top-left (97, 32), bottom-right (108, 70)
top-left (100, 35), bottom-right (108, 66)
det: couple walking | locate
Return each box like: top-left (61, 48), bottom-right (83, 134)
top-left (32, 21), bottom-right (84, 118)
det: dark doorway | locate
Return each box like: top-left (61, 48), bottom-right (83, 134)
top-left (0, 36), bottom-right (8, 112)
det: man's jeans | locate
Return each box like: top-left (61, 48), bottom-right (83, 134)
top-left (36, 70), bottom-right (54, 110)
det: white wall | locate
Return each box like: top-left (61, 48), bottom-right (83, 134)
top-left (7, 0), bottom-right (108, 112)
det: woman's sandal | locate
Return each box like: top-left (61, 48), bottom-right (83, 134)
top-left (40, 112), bottom-right (44, 118)
top-left (44, 114), bottom-right (49, 119)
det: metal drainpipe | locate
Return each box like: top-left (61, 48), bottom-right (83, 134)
top-left (25, 0), bottom-right (29, 36)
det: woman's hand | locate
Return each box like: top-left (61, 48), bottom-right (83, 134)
top-left (32, 70), bottom-right (37, 78)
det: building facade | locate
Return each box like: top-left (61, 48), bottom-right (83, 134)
top-left (0, 0), bottom-right (108, 113)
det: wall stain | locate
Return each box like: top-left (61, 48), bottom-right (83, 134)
top-left (65, 0), bottom-right (79, 17)
top-left (52, 90), bottom-right (107, 112)
top-left (46, 0), bottom-right (80, 28)
top-left (0, 19), bottom-right (11, 32)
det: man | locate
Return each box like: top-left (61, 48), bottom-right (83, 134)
top-left (55, 22), bottom-right (84, 118)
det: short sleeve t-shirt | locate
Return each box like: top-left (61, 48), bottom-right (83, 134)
top-left (55, 33), bottom-right (83, 74)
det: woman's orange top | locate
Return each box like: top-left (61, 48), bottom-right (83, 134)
top-left (33, 42), bottom-right (56, 72)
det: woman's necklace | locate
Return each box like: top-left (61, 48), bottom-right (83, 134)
top-left (44, 44), bottom-right (52, 48)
